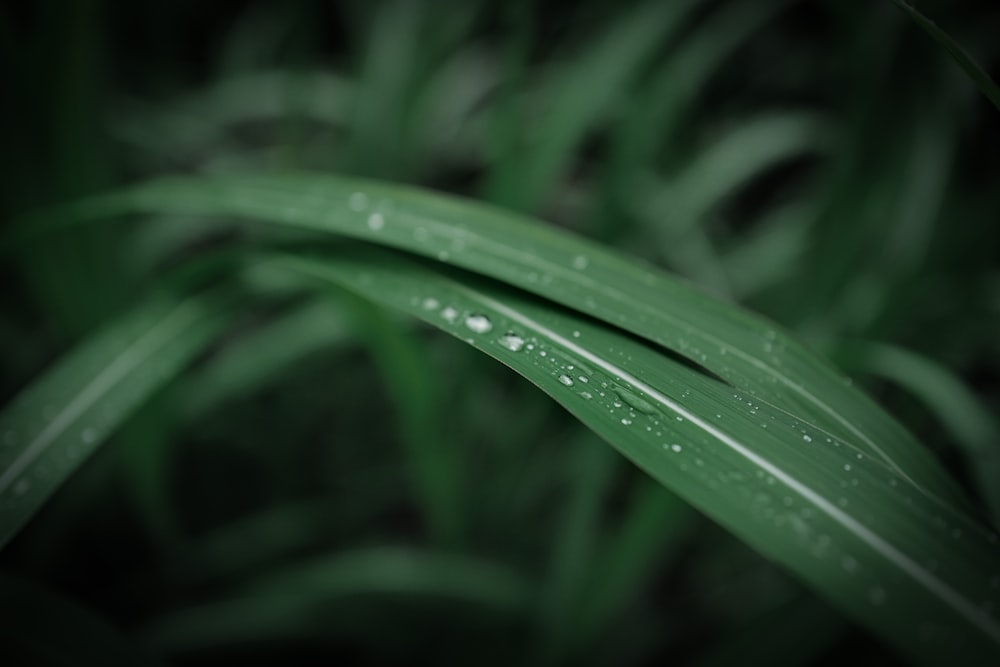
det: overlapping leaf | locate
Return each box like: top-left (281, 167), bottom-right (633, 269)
top-left (259, 247), bottom-right (1000, 666)
top-left (51, 172), bottom-right (969, 504)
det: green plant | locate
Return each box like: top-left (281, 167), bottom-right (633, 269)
top-left (2, 1), bottom-right (998, 665)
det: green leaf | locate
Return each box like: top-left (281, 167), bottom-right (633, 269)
top-left (261, 247), bottom-right (1000, 666)
top-left (0, 290), bottom-right (235, 548)
top-left (144, 547), bottom-right (529, 651)
top-left (11, 171), bottom-right (1000, 663)
top-left (889, 0), bottom-right (1000, 112)
top-left (55, 172), bottom-right (969, 505)
top-left (836, 340), bottom-right (1000, 523)
top-left (485, 0), bottom-right (695, 211)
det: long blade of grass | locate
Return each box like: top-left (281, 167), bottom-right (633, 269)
top-left (0, 290), bottom-right (236, 548)
top-left (889, 0), bottom-right (1000, 112)
top-left (260, 247), bottom-right (1000, 666)
top-left (836, 340), bottom-right (1000, 524)
top-left (485, 0), bottom-right (695, 212)
top-left (41, 172), bottom-right (971, 505)
top-left (144, 547), bottom-right (529, 651)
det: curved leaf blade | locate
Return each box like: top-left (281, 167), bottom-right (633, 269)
top-left (0, 291), bottom-right (235, 548)
top-left (889, 0), bottom-right (1000, 112)
top-left (56, 172), bottom-right (969, 505)
top-left (260, 248), bottom-right (1000, 666)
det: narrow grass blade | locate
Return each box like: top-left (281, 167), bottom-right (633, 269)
top-left (889, 0), bottom-right (1000, 112)
top-left (608, 0), bottom-right (795, 186)
top-left (577, 480), bottom-right (695, 642)
top-left (0, 290), bottom-right (235, 548)
top-left (263, 247), bottom-right (1000, 666)
top-left (144, 547), bottom-right (529, 651)
top-left (535, 433), bottom-right (618, 662)
top-left (637, 112), bottom-right (829, 241)
top-left (113, 71), bottom-right (355, 161)
top-left (837, 341), bottom-right (1000, 523)
top-left (340, 293), bottom-right (464, 546)
top-left (50, 172), bottom-right (972, 505)
top-left (485, 0), bottom-right (692, 212)
top-left (178, 298), bottom-right (351, 421)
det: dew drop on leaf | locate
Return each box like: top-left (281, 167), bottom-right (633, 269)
top-left (367, 213), bottom-right (385, 230)
top-left (558, 374), bottom-right (574, 386)
top-left (348, 192), bottom-right (368, 211)
top-left (498, 333), bottom-right (525, 352)
top-left (464, 314), bottom-right (493, 334)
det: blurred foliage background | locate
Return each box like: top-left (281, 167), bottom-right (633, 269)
top-left (1, 0), bottom-right (998, 665)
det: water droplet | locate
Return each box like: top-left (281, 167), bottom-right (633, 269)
top-left (349, 192), bottom-right (368, 211)
top-left (558, 374), bottom-right (574, 386)
top-left (81, 428), bottom-right (97, 444)
top-left (422, 297), bottom-right (440, 311)
top-left (441, 306), bottom-right (459, 323)
top-left (572, 331), bottom-right (581, 338)
top-left (843, 464), bottom-right (851, 472)
top-left (670, 444), bottom-right (682, 453)
top-left (572, 255), bottom-right (589, 270)
top-left (578, 376), bottom-right (588, 383)
top-left (464, 314), bottom-right (492, 334)
top-left (367, 213), bottom-right (385, 230)
top-left (580, 391), bottom-right (592, 399)
top-left (802, 434), bottom-right (812, 443)
top-left (620, 418), bottom-right (632, 426)
top-left (613, 387), bottom-right (657, 415)
top-left (437, 250), bottom-right (449, 261)
top-left (869, 587), bottom-right (887, 605)
top-left (498, 332), bottom-right (525, 352)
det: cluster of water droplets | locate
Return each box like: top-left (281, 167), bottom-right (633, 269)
top-left (412, 297), bottom-right (713, 462)
top-left (349, 191), bottom-right (392, 234)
